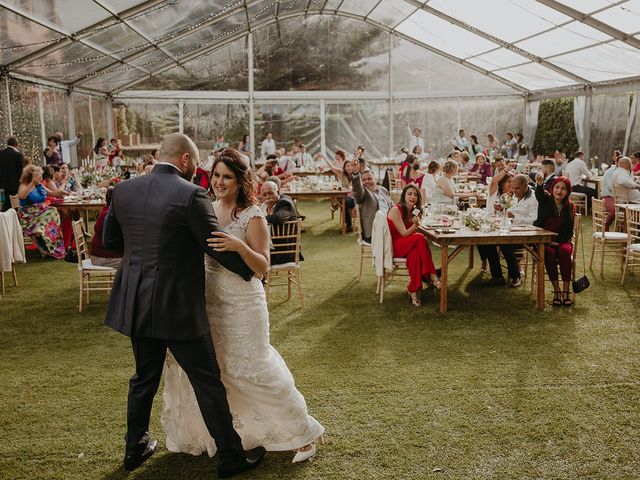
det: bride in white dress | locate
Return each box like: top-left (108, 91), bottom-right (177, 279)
top-left (162, 149), bottom-right (324, 463)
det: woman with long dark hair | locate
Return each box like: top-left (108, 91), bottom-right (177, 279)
top-left (94, 137), bottom-right (109, 167)
top-left (162, 148), bottom-right (324, 463)
top-left (387, 184), bottom-right (439, 306)
top-left (534, 174), bottom-right (577, 306)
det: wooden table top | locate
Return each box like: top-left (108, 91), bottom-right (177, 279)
top-left (283, 189), bottom-right (349, 198)
top-left (54, 200), bottom-right (106, 208)
top-left (420, 225), bottom-right (556, 246)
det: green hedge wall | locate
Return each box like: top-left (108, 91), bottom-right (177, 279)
top-left (532, 97), bottom-right (579, 157)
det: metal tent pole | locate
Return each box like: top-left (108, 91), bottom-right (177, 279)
top-left (248, 33), bottom-right (256, 165)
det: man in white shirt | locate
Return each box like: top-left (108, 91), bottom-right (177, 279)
top-left (612, 156), bottom-right (640, 203)
top-left (294, 144), bottom-right (313, 171)
top-left (454, 129), bottom-right (469, 153)
top-left (54, 131), bottom-right (82, 166)
top-left (407, 122), bottom-right (424, 151)
top-left (260, 132), bottom-right (276, 160)
top-left (564, 151), bottom-right (596, 207)
top-left (480, 175), bottom-right (537, 287)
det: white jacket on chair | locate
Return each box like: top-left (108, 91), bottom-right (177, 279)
top-left (0, 208), bottom-right (26, 272)
top-left (371, 210), bottom-right (393, 277)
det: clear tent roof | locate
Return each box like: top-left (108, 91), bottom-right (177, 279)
top-left (2, 0), bottom-right (640, 95)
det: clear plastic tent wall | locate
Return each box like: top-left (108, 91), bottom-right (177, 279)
top-left (2, 1), bottom-right (640, 163)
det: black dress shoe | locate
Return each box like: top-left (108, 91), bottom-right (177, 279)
top-left (123, 434), bottom-right (157, 472)
top-left (218, 447), bottom-right (266, 479)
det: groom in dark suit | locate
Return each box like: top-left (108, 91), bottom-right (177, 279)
top-left (103, 133), bottom-right (265, 477)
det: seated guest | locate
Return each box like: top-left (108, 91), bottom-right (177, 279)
top-left (41, 166), bottom-right (65, 201)
top-left (534, 174), bottom-right (576, 306)
top-left (480, 175), bottom-right (537, 287)
top-left (565, 151), bottom-right (596, 207)
top-left (387, 184), bottom-right (439, 307)
top-left (257, 154), bottom-right (292, 188)
top-left (91, 187), bottom-right (123, 268)
top-left (539, 159), bottom-right (557, 191)
top-left (401, 154), bottom-right (425, 188)
top-left (554, 151), bottom-right (567, 176)
top-left (421, 160), bottom-right (439, 203)
top-left (431, 159), bottom-right (458, 204)
top-left (601, 155), bottom-right (619, 230)
top-left (480, 169), bottom-right (514, 273)
top-left (17, 166), bottom-right (65, 259)
top-left (612, 156), bottom-right (640, 203)
top-left (413, 145), bottom-right (429, 162)
top-left (58, 163), bottom-right (77, 193)
top-left (458, 151), bottom-right (471, 171)
top-left (320, 151), bottom-right (356, 232)
top-left (351, 164), bottom-right (393, 244)
top-left (630, 151), bottom-right (640, 175)
top-left (469, 153), bottom-right (492, 184)
top-left (261, 180), bottom-right (300, 265)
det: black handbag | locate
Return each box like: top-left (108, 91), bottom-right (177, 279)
top-left (572, 222), bottom-right (589, 293)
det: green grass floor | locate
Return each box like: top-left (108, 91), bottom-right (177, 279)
top-left (1, 201), bottom-right (639, 479)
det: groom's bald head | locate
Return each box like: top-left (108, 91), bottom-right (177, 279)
top-left (159, 133), bottom-right (199, 180)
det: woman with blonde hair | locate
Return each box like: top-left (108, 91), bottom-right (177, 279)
top-left (17, 165), bottom-right (65, 259)
top-left (431, 159), bottom-right (458, 204)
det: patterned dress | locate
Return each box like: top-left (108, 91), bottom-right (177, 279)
top-left (18, 184), bottom-right (65, 259)
top-left (162, 204), bottom-right (323, 456)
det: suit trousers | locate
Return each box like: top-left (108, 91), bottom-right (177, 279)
top-left (127, 334), bottom-right (245, 462)
top-left (478, 244), bottom-right (521, 280)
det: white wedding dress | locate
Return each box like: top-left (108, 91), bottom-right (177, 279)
top-left (161, 204), bottom-right (324, 456)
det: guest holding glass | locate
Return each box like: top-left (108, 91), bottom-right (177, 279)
top-left (44, 136), bottom-right (62, 166)
top-left (16, 166), bottom-right (65, 259)
top-left (387, 184), bottom-right (440, 307)
top-left (534, 174), bottom-right (576, 306)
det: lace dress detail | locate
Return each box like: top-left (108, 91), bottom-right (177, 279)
top-left (162, 204), bottom-right (323, 456)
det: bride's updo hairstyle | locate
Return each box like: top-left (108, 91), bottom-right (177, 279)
top-left (212, 148), bottom-right (256, 219)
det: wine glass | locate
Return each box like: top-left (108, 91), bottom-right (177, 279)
top-left (469, 196), bottom-right (478, 209)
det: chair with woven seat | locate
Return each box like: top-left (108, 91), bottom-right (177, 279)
top-left (354, 204), bottom-right (373, 281)
top-left (621, 206), bottom-right (640, 285)
top-left (590, 198), bottom-right (627, 277)
top-left (612, 185), bottom-right (631, 232)
top-left (265, 219), bottom-right (303, 306)
top-left (569, 192), bottom-right (588, 215)
top-left (72, 219), bottom-right (116, 312)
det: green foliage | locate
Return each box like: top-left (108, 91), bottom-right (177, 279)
top-left (127, 108), bottom-right (138, 135)
top-left (118, 106), bottom-right (129, 136)
top-left (532, 98), bottom-right (579, 156)
top-left (1, 202), bottom-right (639, 479)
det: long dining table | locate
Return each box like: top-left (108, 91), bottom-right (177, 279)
top-left (420, 225), bottom-right (557, 313)
top-left (283, 189), bottom-right (350, 236)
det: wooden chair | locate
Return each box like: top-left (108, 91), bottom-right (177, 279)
top-left (354, 204), bottom-right (373, 281)
top-left (265, 220), bottom-right (303, 306)
top-left (613, 185), bottom-right (631, 232)
top-left (621, 206), bottom-right (640, 285)
top-left (590, 198), bottom-right (627, 277)
top-left (374, 219), bottom-right (410, 304)
top-left (570, 192), bottom-right (588, 215)
top-left (531, 214), bottom-right (580, 303)
top-left (72, 219), bottom-right (116, 312)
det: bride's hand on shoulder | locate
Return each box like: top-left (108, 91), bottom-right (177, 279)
top-left (208, 231), bottom-right (245, 253)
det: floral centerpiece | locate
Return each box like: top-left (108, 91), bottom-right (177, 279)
top-left (79, 165), bottom-right (122, 188)
top-left (498, 193), bottom-right (512, 214)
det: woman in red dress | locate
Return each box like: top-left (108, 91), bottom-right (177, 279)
top-left (387, 184), bottom-right (440, 307)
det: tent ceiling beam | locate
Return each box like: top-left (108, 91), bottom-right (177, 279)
top-left (4, 0), bottom-right (168, 68)
top-left (72, 0), bottom-right (264, 86)
top-left (404, 0), bottom-right (589, 85)
top-left (112, 9), bottom-right (529, 96)
top-left (535, 0), bottom-right (640, 51)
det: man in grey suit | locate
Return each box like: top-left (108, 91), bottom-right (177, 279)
top-left (103, 133), bottom-right (265, 477)
top-left (350, 162), bottom-right (392, 243)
